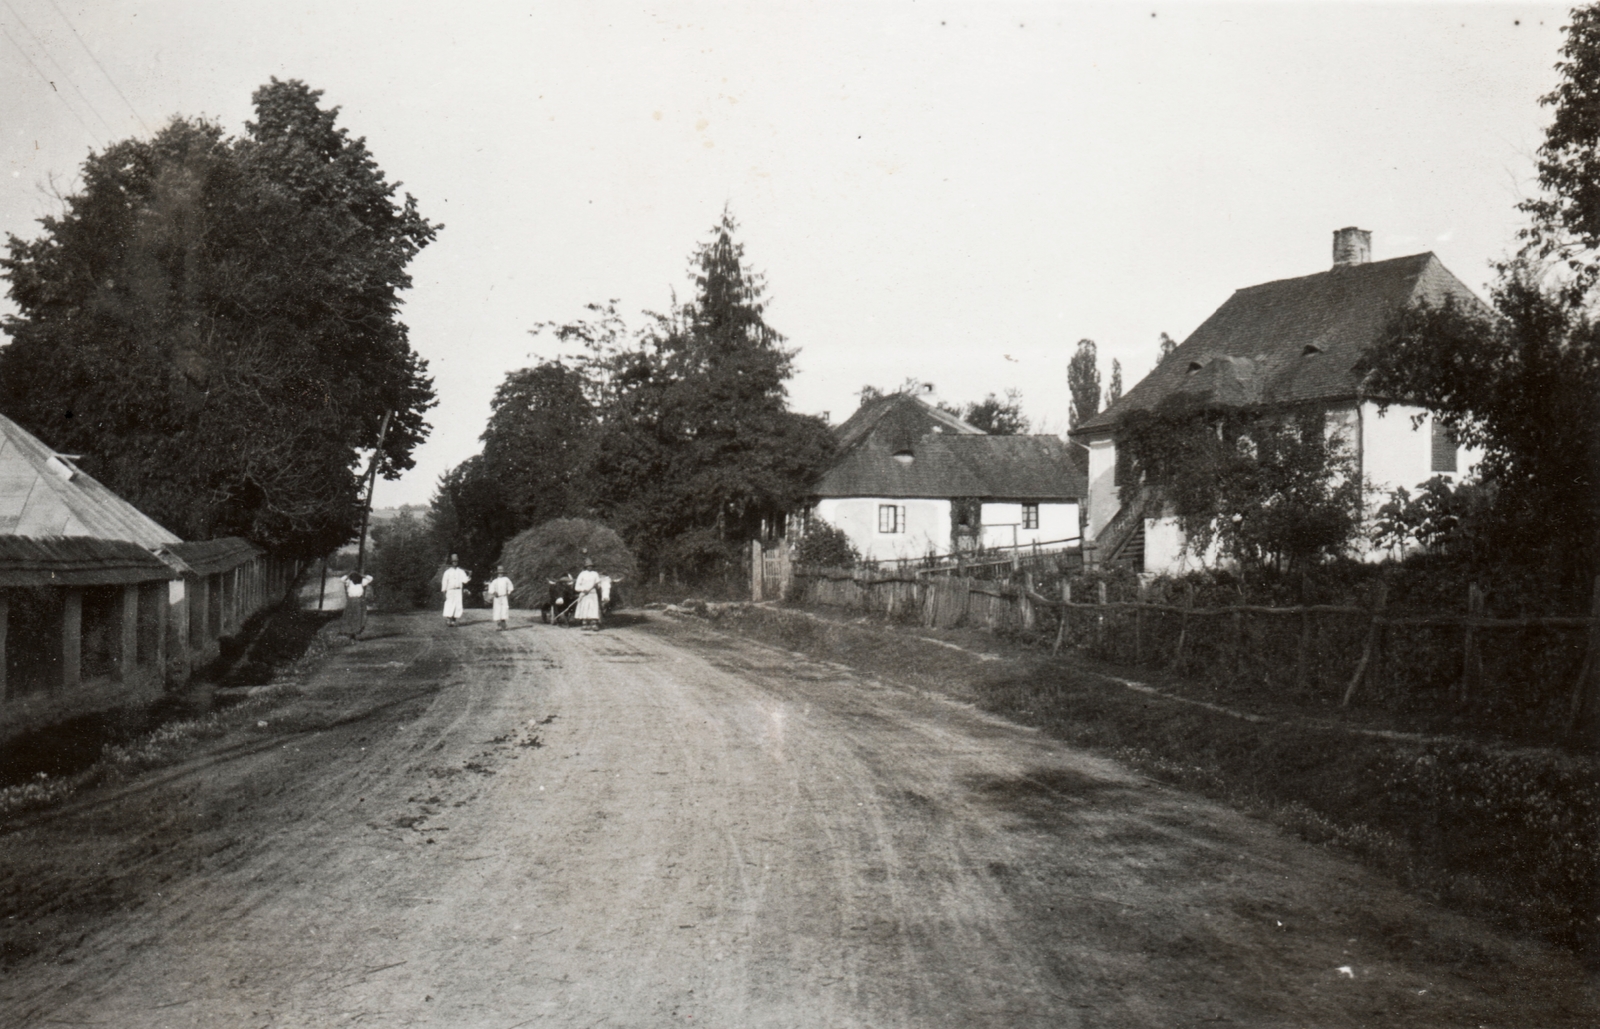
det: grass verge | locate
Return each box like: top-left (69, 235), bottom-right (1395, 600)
top-left (691, 602), bottom-right (1600, 962)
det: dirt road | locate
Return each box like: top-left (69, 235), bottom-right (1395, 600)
top-left (0, 609), bottom-right (1592, 1027)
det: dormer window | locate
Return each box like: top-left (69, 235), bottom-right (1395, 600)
top-left (1302, 344), bottom-right (1323, 356)
top-left (1186, 361), bottom-right (1204, 374)
top-left (892, 449), bottom-right (914, 465)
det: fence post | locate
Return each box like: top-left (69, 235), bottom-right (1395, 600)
top-left (1134, 580), bottom-right (1146, 665)
top-left (1171, 583), bottom-right (1191, 673)
top-left (1295, 574), bottom-right (1310, 692)
top-left (1566, 575), bottom-right (1600, 733)
top-left (1341, 583), bottom-right (1389, 708)
top-left (1096, 580), bottom-right (1108, 654)
top-left (1459, 582), bottom-right (1484, 704)
top-left (1052, 582), bottom-right (1070, 656)
top-left (1232, 607), bottom-right (1244, 678)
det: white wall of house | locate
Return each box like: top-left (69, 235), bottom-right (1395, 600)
top-left (1359, 401), bottom-right (1478, 498)
top-left (1084, 436), bottom-right (1119, 537)
top-left (1137, 402), bottom-right (1484, 574)
top-left (814, 497), bottom-right (952, 562)
top-left (979, 501), bottom-right (1080, 550)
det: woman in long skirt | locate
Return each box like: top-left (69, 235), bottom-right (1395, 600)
top-left (340, 571), bottom-right (372, 639)
top-left (573, 561), bottom-right (603, 631)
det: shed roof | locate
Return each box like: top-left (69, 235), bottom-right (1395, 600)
top-left (0, 414), bottom-right (180, 546)
top-left (0, 536), bottom-right (175, 587)
top-left (1072, 252), bottom-right (1488, 437)
top-left (165, 538), bottom-right (262, 576)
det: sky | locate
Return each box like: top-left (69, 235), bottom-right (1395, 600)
top-left (0, 1), bottom-right (1574, 506)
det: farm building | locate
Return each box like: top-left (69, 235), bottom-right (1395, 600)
top-left (806, 392), bottom-right (1088, 563)
top-left (0, 414), bottom-right (294, 744)
top-left (1070, 228), bottom-right (1487, 573)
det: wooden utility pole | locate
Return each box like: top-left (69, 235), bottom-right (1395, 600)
top-left (355, 410), bottom-right (393, 578)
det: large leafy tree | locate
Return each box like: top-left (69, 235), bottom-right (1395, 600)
top-left (1366, 275), bottom-right (1600, 591)
top-left (937, 389), bottom-right (1030, 434)
top-left (529, 211), bottom-right (834, 579)
top-left (1364, 7), bottom-right (1600, 595)
top-left (479, 361), bottom-right (595, 528)
top-left (0, 79), bottom-right (438, 558)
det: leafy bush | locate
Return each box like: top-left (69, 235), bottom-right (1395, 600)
top-left (794, 518), bottom-right (858, 570)
top-left (1370, 475), bottom-right (1495, 555)
top-left (1117, 398), bottom-right (1362, 574)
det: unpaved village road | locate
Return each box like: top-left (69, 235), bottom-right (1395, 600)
top-left (1, 609), bottom-right (1594, 1028)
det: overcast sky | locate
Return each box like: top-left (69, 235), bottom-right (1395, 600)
top-left (0, 2), bottom-right (1572, 506)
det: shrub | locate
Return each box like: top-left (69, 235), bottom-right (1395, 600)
top-left (794, 518), bottom-right (858, 570)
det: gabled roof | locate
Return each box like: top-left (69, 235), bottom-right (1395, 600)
top-left (0, 536), bottom-right (176, 587)
top-left (0, 414), bottom-right (180, 547)
top-left (1072, 252), bottom-right (1488, 437)
top-left (831, 392), bottom-right (985, 451)
top-left (814, 432), bottom-right (1087, 500)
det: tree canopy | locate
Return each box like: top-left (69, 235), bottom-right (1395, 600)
top-left (1365, 9), bottom-right (1600, 595)
top-left (937, 389), bottom-right (1029, 434)
top-left (0, 79), bottom-right (438, 559)
top-left (436, 210), bottom-right (835, 582)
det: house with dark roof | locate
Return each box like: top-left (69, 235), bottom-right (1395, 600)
top-left (810, 392), bottom-right (1088, 562)
top-left (1069, 228), bottom-right (1487, 573)
top-left (0, 413), bottom-right (291, 743)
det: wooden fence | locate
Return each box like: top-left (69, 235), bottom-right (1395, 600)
top-left (793, 568), bottom-right (1600, 738)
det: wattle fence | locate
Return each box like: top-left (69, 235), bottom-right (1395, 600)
top-left (792, 567), bottom-right (1600, 741)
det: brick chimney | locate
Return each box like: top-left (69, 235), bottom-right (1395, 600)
top-left (1332, 227), bottom-right (1372, 267)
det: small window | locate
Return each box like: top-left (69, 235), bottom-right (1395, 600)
top-left (1302, 343), bottom-right (1323, 356)
top-left (877, 504), bottom-right (906, 533)
top-left (1022, 503), bottom-right (1040, 530)
top-left (1430, 419), bottom-right (1458, 473)
top-left (1186, 360), bottom-right (1204, 374)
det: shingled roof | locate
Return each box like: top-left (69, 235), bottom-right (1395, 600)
top-left (0, 414), bottom-right (180, 546)
top-left (0, 536), bottom-right (175, 587)
top-left (1072, 252), bottom-right (1487, 437)
top-left (815, 394), bottom-right (1087, 500)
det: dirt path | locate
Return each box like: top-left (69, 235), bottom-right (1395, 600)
top-left (0, 609), bottom-right (1592, 1028)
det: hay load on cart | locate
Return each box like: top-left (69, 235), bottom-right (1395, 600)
top-left (499, 518), bottom-right (637, 624)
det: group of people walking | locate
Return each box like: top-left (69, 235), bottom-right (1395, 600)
top-left (339, 553), bottom-right (614, 639)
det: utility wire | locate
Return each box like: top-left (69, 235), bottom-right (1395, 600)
top-left (2, 0), bottom-right (118, 139)
top-left (0, 17), bottom-right (98, 146)
top-left (44, 0), bottom-right (150, 134)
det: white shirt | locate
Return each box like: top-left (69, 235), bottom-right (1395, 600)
top-left (488, 575), bottom-right (514, 598)
top-left (573, 569), bottom-right (601, 594)
top-left (441, 566), bottom-right (471, 592)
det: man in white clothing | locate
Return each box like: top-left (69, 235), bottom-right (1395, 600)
top-left (573, 560), bottom-right (602, 632)
top-left (441, 555), bottom-right (471, 627)
top-left (487, 566), bottom-right (515, 631)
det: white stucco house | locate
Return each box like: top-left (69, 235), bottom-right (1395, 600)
top-left (807, 393), bottom-right (1088, 563)
top-left (1069, 228), bottom-right (1485, 573)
